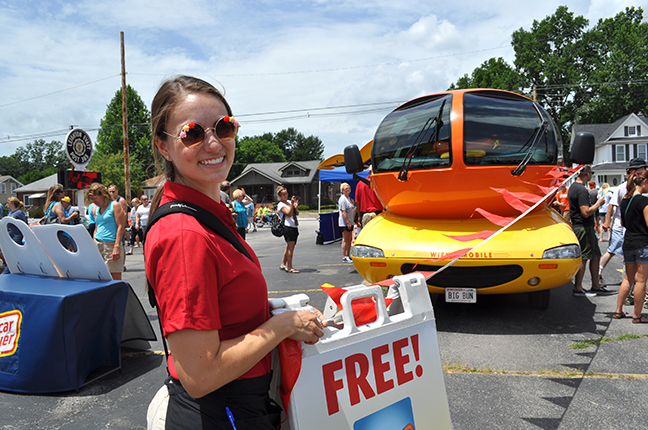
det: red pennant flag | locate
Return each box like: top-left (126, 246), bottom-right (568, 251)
top-left (444, 231), bottom-right (496, 242)
top-left (320, 283), bottom-right (393, 326)
top-left (491, 188), bottom-right (532, 213)
top-left (490, 188), bottom-right (542, 204)
top-left (278, 339), bottom-right (302, 410)
top-left (471, 208), bottom-right (515, 226)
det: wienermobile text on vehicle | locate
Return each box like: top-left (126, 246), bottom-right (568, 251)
top-left (336, 88), bottom-right (595, 309)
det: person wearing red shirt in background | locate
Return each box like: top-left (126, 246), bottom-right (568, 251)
top-left (355, 172), bottom-right (383, 230)
top-left (555, 184), bottom-right (570, 223)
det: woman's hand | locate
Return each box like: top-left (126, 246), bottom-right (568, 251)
top-left (112, 243), bottom-right (121, 261)
top-left (285, 309), bottom-right (326, 345)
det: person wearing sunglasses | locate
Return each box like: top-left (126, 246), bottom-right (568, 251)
top-left (87, 183), bottom-right (126, 280)
top-left (145, 75), bottom-right (325, 430)
top-left (40, 184), bottom-right (79, 226)
top-left (135, 195), bottom-right (150, 245)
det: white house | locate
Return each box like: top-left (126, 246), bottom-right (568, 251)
top-left (572, 112), bottom-right (648, 186)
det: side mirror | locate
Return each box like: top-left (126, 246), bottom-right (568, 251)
top-left (570, 132), bottom-right (595, 165)
top-left (344, 145), bottom-right (364, 174)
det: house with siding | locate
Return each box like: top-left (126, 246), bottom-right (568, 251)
top-left (572, 113), bottom-right (648, 186)
top-left (230, 160), bottom-right (322, 206)
top-left (0, 176), bottom-right (24, 206)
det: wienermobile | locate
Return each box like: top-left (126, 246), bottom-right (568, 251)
top-left (324, 89), bottom-right (595, 309)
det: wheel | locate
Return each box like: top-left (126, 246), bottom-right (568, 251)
top-left (429, 293), bottom-right (441, 307)
top-left (528, 289), bottom-right (550, 310)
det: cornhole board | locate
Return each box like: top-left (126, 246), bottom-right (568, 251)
top-left (283, 272), bottom-right (452, 429)
top-left (0, 218), bottom-right (155, 346)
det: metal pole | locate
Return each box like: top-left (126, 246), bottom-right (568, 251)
top-left (121, 31), bottom-right (131, 201)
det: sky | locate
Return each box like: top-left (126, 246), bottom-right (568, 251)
top-left (0, 0), bottom-right (646, 165)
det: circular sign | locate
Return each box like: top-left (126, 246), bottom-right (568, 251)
top-left (65, 128), bottom-right (93, 169)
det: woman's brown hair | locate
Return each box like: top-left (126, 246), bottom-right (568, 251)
top-left (149, 76), bottom-right (233, 213)
top-left (7, 196), bottom-right (24, 211)
top-left (44, 184), bottom-right (64, 210)
top-left (86, 183), bottom-right (111, 205)
top-left (625, 169), bottom-right (648, 198)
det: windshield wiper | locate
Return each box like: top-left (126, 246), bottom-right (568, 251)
top-left (398, 99), bottom-right (446, 181)
top-left (510, 103), bottom-right (548, 176)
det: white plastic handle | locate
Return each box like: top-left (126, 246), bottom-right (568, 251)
top-left (339, 285), bottom-right (390, 335)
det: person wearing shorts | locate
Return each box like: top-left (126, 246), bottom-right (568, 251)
top-left (277, 186), bottom-right (300, 273)
top-left (568, 165), bottom-right (610, 296)
top-left (616, 168), bottom-right (648, 323)
top-left (338, 182), bottom-right (355, 263)
top-left (600, 158), bottom-right (648, 291)
top-left (87, 183), bottom-right (126, 280)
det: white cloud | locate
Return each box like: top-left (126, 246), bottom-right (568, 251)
top-left (0, 0), bottom-right (646, 165)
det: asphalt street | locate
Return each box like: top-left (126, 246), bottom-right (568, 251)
top-left (1, 216), bottom-right (647, 429)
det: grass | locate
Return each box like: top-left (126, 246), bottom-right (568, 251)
top-left (570, 337), bottom-right (614, 349)
top-left (569, 333), bottom-right (648, 349)
top-left (443, 362), bottom-right (648, 380)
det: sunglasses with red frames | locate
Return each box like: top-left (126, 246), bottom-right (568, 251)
top-left (163, 116), bottom-right (239, 148)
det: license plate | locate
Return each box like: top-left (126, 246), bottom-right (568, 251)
top-left (445, 288), bottom-right (477, 303)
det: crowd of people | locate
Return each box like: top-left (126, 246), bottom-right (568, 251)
top-left (553, 158), bottom-right (648, 323)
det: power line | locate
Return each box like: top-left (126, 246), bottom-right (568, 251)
top-left (0, 75), bottom-right (121, 108)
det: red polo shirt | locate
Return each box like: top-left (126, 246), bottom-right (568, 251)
top-left (355, 179), bottom-right (383, 213)
top-left (145, 181), bottom-right (271, 380)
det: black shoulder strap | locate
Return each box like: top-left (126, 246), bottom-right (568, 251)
top-left (144, 200), bottom-right (254, 371)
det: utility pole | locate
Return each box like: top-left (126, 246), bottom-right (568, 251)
top-left (120, 31), bottom-right (131, 201)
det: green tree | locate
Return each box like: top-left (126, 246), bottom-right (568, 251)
top-left (86, 151), bottom-right (145, 197)
top-left (228, 128), bottom-right (324, 180)
top-left (229, 136), bottom-right (286, 179)
top-left (273, 128), bottom-right (324, 161)
top-left (18, 167), bottom-right (58, 185)
top-left (96, 85), bottom-right (153, 177)
top-left (448, 57), bottom-right (526, 93)
top-left (576, 7), bottom-right (648, 124)
top-left (512, 5), bottom-right (590, 144)
top-left (0, 139), bottom-right (68, 182)
top-left (0, 154), bottom-right (28, 180)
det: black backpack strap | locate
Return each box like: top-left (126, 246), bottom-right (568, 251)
top-left (144, 200), bottom-right (254, 372)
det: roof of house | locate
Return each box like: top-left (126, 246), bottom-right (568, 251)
top-left (230, 160), bottom-right (322, 185)
top-left (0, 176), bottom-right (24, 187)
top-left (573, 113), bottom-right (648, 146)
top-left (142, 174), bottom-right (166, 188)
top-left (14, 173), bottom-right (58, 193)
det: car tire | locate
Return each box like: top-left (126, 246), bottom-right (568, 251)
top-left (528, 289), bottom-right (550, 310)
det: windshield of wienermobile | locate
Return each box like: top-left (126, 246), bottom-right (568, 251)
top-left (463, 92), bottom-right (558, 166)
top-left (373, 94), bottom-right (453, 173)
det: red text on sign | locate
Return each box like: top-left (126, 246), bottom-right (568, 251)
top-left (322, 334), bottom-right (422, 415)
top-left (0, 310), bottom-right (21, 356)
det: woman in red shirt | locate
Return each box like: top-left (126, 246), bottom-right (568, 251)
top-left (145, 76), bottom-right (325, 429)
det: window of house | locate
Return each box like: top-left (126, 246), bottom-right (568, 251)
top-left (629, 126), bottom-right (636, 136)
top-left (616, 145), bottom-right (627, 162)
top-left (282, 168), bottom-right (304, 177)
top-left (638, 144), bottom-right (647, 160)
top-left (10, 183), bottom-right (16, 194)
top-left (1, 184), bottom-right (5, 194)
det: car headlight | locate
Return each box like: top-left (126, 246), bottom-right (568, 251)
top-left (351, 245), bottom-right (385, 259)
top-left (542, 244), bottom-right (581, 259)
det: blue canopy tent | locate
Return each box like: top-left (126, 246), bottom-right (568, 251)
top-left (317, 166), bottom-right (370, 243)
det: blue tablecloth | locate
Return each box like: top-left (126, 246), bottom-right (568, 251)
top-left (0, 274), bottom-right (128, 393)
top-left (318, 212), bottom-right (342, 243)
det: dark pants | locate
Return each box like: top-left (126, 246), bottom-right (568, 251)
top-left (237, 227), bottom-right (246, 240)
top-left (129, 226), bottom-right (143, 246)
top-left (165, 374), bottom-right (281, 429)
